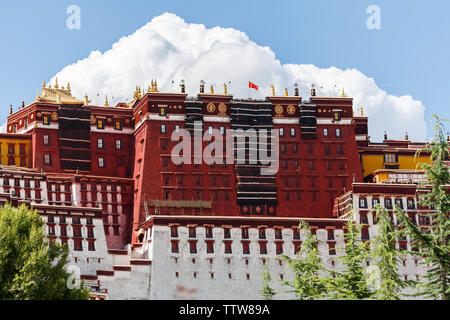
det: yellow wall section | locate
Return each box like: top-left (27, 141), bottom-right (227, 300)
top-left (362, 155), bottom-right (384, 178)
top-left (0, 138), bottom-right (32, 168)
top-left (362, 154), bottom-right (432, 178)
top-left (398, 155), bottom-right (431, 170)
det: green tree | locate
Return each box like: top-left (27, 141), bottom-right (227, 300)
top-left (325, 219), bottom-right (372, 299)
top-left (278, 220), bottom-right (327, 300)
top-left (0, 203), bottom-right (90, 300)
top-left (396, 115), bottom-right (450, 300)
top-left (368, 205), bottom-right (411, 299)
top-left (260, 264), bottom-right (276, 300)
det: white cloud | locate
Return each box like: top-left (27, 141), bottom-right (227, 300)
top-left (51, 12), bottom-right (427, 141)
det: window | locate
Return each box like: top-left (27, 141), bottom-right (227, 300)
top-left (219, 127), bottom-right (225, 135)
top-left (98, 157), bottom-right (105, 168)
top-left (384, 153), bottom-right (397, 163)
top-left (385, 198), bottom-right (392, 209)
top-left (115, 139), bottom-right (122, 150)
top-left (208, 126), bottom-right (213, 135)
top-left (88, 241), bottom-right (95, 251)
top-left (372, 198), bottom-right (380, 207)
top-left (359, 198), bottom-right (368, 208)
top-left (97, 119), bottom-right (104, 129)
top-left (189, 241), bottom-right (197, 254)
top-left (44, 154), bottom-right (51, 165)
top-left (335, 128), bottom-right (342, 138)
top-left (290, 128), bottom-right (296, 137)
top-left (279, 128), bottom-right (284, 137)
top-left (337, 144), bottom-right (344, 155)
top-left (224, 228), bottom-right (231, 239)
top-left (171, 226), bottom-right (178, 237)
top-left (292, 144), bottom-right (298, 154)
top-left (280, 143), bottom-right (287, 154)
top-left (395, 199), bottom-right (404, 209)
top-left (175, 125), bottom-right (180, 133)
top-left (43, 135), bottom-right (50, 145)
top-left (171, 241), bottom-right (179, 253)
top-left (205, 227), bottom-right (213, 238)
top-left (241, 228), bottom-right (249, 239)
top-left (8, 144), bottom-right (15, 155)
top-left (97, 138), bottom-right (104, 149)
top-left (189, 227), bottom-right (196, 238)
top-left (206, 242), bottom-right (214, 254)
top-left (242, 242), bottom-right (250, 254)
top-left (407, 199), bottom-right (416, 209)
top-left (114, 120), bottom-right (122, 130)
top-left (275, 229), bottom-right (282, 240)
top-left (259, 242), bottom-right (267, 254)
top-left (323, 128), bottom-right (329, 137)
top-left (160, 124), bottom-right (166, 134)
top-left (43, 115), bottom-right (50, 125)
top-left (74, 239), bottom-right (83, 251)
top-left (258, 228), bottom-right (266, 239)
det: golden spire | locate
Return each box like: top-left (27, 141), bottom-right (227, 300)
top-left (359, 106), bottom-right (364, 116)
top-left (210, 85), bottom-right (214, 94)
top-left (284, 88), bottom-right (288, 96)
top-left (153, 79), bottom-right (158, 92)
top-left (223, 83), bottom-right (228, 94)
top-left (104, 95), bottom-right (109, 107)
top-left (42, 81), bottom-right (46, 88)
top-left (67, 82), bottom-right (71, 92)
top-left (84, 93), bottom-right (90, 106)
top-left (54, 77), bottom-right (59, 89)
top-left (341, 88), bottom-right (346, 97)
top-left (270, 84), bottom-right (275, 96)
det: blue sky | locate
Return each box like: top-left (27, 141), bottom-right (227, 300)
top-left (0, 0), bottom-right (449, 138)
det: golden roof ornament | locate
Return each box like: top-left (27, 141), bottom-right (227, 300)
top-left (148, 79), bottom-right (159, 93)
top-left (270, 84), bottom-right (275, 96)
top-left (341, 88), bottom-right (346, 97)
top-left (284, 88), bottom-right (288, 96)
top-left (359, 106), bottom-right (364, 116)
top-left (210, 85), bottom-right (214, 94)
top-left (84, 93), bottom-right (90, 106)
top-left (104, 95), bottom-right (109, 107)
top-left (223, 83), bottom-right (228, 94)
top-left (35, 80), bottom-right (83, 105)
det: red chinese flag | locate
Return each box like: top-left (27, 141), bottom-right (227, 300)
top-left (249, 81), bottom-right (259, 90)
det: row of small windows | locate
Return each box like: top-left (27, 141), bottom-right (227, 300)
top-left (280, 143), bottom-right (344, 155)
top-left (163, 189), bottom-right (231, 201)
top-left (171, 227), bottom-right (299, 240)
top-left (280, 159), bottom-right (346, 171)
top-left (0, 144), bottom-right (27, 155)
top-left (96, 119), bottom-right (123, 130)
top-left (359, 197), bottom-right (416, 209)
top-left (159, 125), bottom-right (342, 139)
top-left (163, 174), bottom-right (230, 186)
top-left (97, 138), bottom-right (122, 150)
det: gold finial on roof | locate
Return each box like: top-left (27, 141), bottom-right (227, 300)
top-left (284, 88), bottom-right (288, 96)
top-left (223, 83), bottom-right (228, 94)
top-left (54, 78), bottom-right (59, 89)
top-left (270, 84), bottom-right (275, 96)
top-left (104, 95), bottom-right (109, 107)
top-left (148, 79), bottom-right (159, 93)
top-left (210, 85), bottom-right (214, 94)
top-left (42, 81), bottom-right (46, 88)
top-left (67, 82), bottom-right (71, 92)
top-left (359, 106), bottom-right (364, 116)
top-left (341, 88), bottom-right (346, 97)
top-left (84, 93), bottom-right (90, 106)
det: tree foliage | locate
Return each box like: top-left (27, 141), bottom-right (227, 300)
top-left (325, 219), bottom-right (372, 299)
top-left (396, 115), bottom-right (450, 300)
top-left (0, 203), bottom-right (90, 300)
top-left (368, 205), bottom-right (412, 299)
top-left (278, 220), bottom-right (327, 300)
